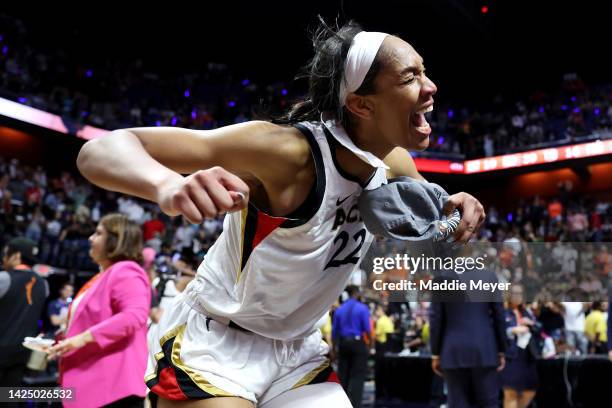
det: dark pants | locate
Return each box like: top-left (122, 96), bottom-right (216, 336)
top-left (104, 395), bottom-right (145, 408)
top-left (444, 367), bottom-right (500, 408)
top-left (0, 362), bottom-right (25, 386)
top-left (374, 342), bottom-right (389, 399)
top-left (0, 348), bottom-right (30, 408)
top-left (338, 337), bottom-right (368, 408)
top-left (0, 347), bottom-right (30, 386)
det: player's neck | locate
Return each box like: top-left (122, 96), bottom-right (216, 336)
top-left (333, 143), bottom-right (377, 183)
top-left (350, 120), bottom-right (394, 161)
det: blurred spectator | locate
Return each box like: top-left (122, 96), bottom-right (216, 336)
top-left (142, 208), bottom-right (165, 242)
top-left (560, 302), bottom-right (588, 354)
top-left (547, 198), bottom-right (563, 222)
top-left (500, 284), bottom-right (539, 408)
top-left (594, 245), bottom-right (611, 279)
top-left (374, 303), bottom-right (395, 354)
top-left (142, 247), bottom-right (163, 326)
top-left (579, 274), bottom-right (603, 296)
top-left (584, 301), bottom-right (608, 354)
top-left (173, 218), bottom-right (197, 251)
top-left (47, 282), bottom-right (74, 336)
top-left (535, 302), bottom-right (564, 340)
top-left (0, 238), bottom-right (49, 387)
top-left (568, 208), bottom-right (589, 241)
top-left (40, 211), bottom-right (63, 263)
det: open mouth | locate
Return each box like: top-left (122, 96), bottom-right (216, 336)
top-left (411, 104), bottom-right (433, 136)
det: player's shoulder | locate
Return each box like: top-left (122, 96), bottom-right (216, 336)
top-left (243, 120), bottom-right (313, 167)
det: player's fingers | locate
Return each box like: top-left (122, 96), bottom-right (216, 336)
top-left (454, 213), bottom-right (475, 242)
top-left (454, 197), bottom-right (480, 242)
top-left (227, 191), bottom-right (248, 212)
top-left (475, 202), bottom-right (486, 228)
top-left (201, 177), bottom-right (235, 212)
top-left (172, 191), bottom-right (205, 224)
top-left (443, 195), bottom-right (462, 217)
top-left (186, 183), bottom-right (219, 218)
top-left (213, 167), bottom-right (250, 200)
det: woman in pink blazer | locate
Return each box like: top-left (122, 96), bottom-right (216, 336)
top-left (49, 213), bottom-right (151, 408)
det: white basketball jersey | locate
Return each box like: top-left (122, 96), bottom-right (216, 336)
top-left (191, 121), bottom-right (387, 340)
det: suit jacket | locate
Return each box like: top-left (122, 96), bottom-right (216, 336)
top-left (61, 261), bottom-right (151, 408)
top-left (429, 269), bottom-right (506, 369)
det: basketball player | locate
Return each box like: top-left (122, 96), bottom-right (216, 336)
top-left (76, 19), bottom-right (485, 408)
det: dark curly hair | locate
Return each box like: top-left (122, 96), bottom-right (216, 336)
top-left (272, 16), bottom-right (389, 131)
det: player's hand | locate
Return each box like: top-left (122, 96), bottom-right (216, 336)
top-left (443, 192), bottom-right (485, 243)
top-left (431, 356), bottom-right (444, 377)
top-left (156, 166), bottom-right (249, 223)
top-left (497, 354), bottom-right (506, 372)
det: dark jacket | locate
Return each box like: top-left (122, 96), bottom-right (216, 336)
top-left (429, 269), bottom-right (506, 369)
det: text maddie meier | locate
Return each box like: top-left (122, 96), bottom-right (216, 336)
top-left (372, 279), bottom-right (510, 292)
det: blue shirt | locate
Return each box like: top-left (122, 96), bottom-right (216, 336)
top-left (47, 298), bottom-right (69, 330)
top-left (332, 298), bottom-right (370, 339)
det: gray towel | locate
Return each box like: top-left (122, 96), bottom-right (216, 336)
top-left (358, 177), bottom-right (460, 242)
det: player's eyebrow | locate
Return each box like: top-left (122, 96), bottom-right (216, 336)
top-left (398, 59), bottom-right (425, 77)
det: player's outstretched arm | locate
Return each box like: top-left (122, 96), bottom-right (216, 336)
top-left (77, 120), bottom-right (307, 223)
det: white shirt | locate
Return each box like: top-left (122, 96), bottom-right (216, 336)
top-left (562, 302), bottom-right (585, 332)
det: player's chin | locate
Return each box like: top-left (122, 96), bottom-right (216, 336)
top-left (406, 127), bottom-right (431, 151)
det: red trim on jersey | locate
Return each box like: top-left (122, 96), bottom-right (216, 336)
top-left (327, 371), bottom-right (340, 384)
top-left (151, 367), bottom-right (189, 400)
top-left (252, 212), bottom-right (287, 249)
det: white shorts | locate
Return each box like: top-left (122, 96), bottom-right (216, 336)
top-left (144, 289), bottom-right (340, 406)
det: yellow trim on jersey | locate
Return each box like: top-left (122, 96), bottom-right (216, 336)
top-left (150, 323), bottom-right (236, 397)
top-left (236, 207), bottom-right (248, 284)
top-left (170, 324), bottom-right (235, 397)
top-left (291, 359), bottom-right (330, 389)
top-left (144, 350), bottom-right (166, 382)
top-left (154, 351), bottom-right (164, 361)
top-left (158, 323), bottom-right (184, 348)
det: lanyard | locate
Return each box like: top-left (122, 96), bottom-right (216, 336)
top-left (65, 272), bottom-right (102, 326)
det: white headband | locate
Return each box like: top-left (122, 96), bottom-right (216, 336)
top-left (338, 31), bottom-right (389, 107)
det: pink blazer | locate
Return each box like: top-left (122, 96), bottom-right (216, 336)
top-left (61, 260), bottom-right (151, 408)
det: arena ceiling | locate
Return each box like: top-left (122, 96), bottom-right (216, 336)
top-left (4, 0), bottom-right (608, 103)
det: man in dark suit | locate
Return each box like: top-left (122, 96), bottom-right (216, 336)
top-left (429, 268), bottom-right (507, 408)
